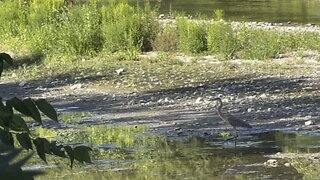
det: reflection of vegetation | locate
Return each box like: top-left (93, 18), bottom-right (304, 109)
top-left (272, 132), bottom-right (320, 153)
top-left (35, 134), bottom-right (242, 179)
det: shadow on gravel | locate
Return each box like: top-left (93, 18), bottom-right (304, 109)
top-left (1, 73), bottom-right (319, 133)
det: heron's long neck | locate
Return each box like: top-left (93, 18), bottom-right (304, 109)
top-left (217, 101), bottom-right (224, 117)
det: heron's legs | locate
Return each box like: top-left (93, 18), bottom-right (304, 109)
top-left (223, 127), bottom-right (238, 142)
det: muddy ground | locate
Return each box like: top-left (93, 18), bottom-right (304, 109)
top-left (1, 56), bottom-right (320, 138)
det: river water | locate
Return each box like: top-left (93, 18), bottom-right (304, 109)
top-left (155, 0), bottom-right (320, 24)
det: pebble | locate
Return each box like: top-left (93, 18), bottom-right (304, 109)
top-left (195, 97), bottom-right (202, 104)
top-left (116, 68), bottom-right (124, 75)
top-left (305, 120), bottom-right (314, 126)
top-left (247, 108), bottom-right (254, 113)
top-left (264, 159), bottom-right (278, 167)
top-left (19, 81), bottom-right (27, 87)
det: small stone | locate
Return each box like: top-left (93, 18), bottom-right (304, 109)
top-left (116, 68), bottom-right (124, 75)
top-left (284, 163), bottom-right (291, 167)
top-left (305, 120), bottom-right (314, 126)
top-left (45, 78), bottom-right (53, 84)
top-left (70, 83), bottom-right (82, 90)
top-left (195, 97), bottom-right (202, 104)
top-left (247, 108), bottom-right (254, 113)
top-left (174, 127), bottom-right (181, 131)
top-left (158, 14), bottom-right (165, 19)
top-left (267, 108), bottom-right (272, 112)
top-left (260, 94), bottom-right (267, 98)
top-left (19, 81), bottom-right (27, 87)
top-left (164, 97), bottom-right (170, 103)
top-left (264, 159), bottom-right (278, 167)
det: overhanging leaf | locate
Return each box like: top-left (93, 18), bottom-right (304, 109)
top-left (10, 115), bottom-right (30, 133)
top-left (33, 138), bottom-right (47, 163)
top-left (73, 146), bottom-right (92, 164)
top-left (22, 98), bottom-right (42, 124)
top-left (0, 129), bottom-right (14, 146)
top-left (64, 146), bottom-right (74, 168)
top-left (8, 97), bottom-right (32, 117)
top-left (0, 53), bottom-right (13, 66)
top-left (50, 142), bottom-right (66, 158)
top-left (16, 133), bottom-right (33, 150)
top-left (35, 99), bottom-right (58, 122)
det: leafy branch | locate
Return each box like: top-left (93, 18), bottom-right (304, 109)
top-left (0, 53), bottom-right (92, 175)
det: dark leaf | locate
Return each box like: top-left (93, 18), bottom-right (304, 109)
top-left (0, 60), bottom-right (3, 78)
top-left (50, 142), bottom-right (66, 158)
top-left (0, 53), bottom-right (13, 66)
top-left (0, 129), bottom-right (14, 146)
top-left (64, 146), bottom-right (74, 168)
top-left (73, 146), bottom-right (92, 164)
top-left (16, 133), bottom-right (33, 150)
top-left (0, 104), bottom-right (13, 127)
top-left (8, 97), bottom-right (32, 117)
top-left (33, 138), bottom-right (47, 163)
top-left (35, 99), bottom-right (58, 122)
top-left (10, 115), bottom-right (30, 133)
top-left (22, 98), bottom-right (42, 124)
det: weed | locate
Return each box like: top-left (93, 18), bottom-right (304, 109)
top-left (207, 21), bottom-right (239, 59)
top-left (176, 18), bottom-right (207, 53)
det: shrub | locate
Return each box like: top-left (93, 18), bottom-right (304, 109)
top-left (176, 19), bottom-right (207, 53)
top-left (237, 28), bottom-right (284, 60)
top-left (207, 22), bottom-right (239, 59)
top-left (152, 26), bottom-right (178, 52)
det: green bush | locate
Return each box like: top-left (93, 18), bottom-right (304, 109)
top-left (176, 19), bottom-right (207, 53)
top-left (237, 28), bottom-right (284, 60)
top-left (152, 26), bottom-right (178, 52)
top-left (207, 22), bottom-right (239, 59)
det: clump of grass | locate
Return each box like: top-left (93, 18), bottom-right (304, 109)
top-left (152, 26), bottom-right (178, 52)
top-left (207, 22), bottom-right (239, 59)
top-left (176, 18), bottom-right (207, 53)
top-left (237, 28), bottom-right (284, 59)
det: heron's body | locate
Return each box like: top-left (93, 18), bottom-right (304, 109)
top-left (215, 98), bottom-right (252, 130)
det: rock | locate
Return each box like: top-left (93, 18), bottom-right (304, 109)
top-left (19, 81), bottom-right (27, 87)
top-left (158, 14), bottom-right (165, 19)
top-left (247, 108), bottom-right (254, 113)
top-left (174, 127), bottom-right (181, 131)
top-left (305, 120), bottom-right (314, 126)
top-left (284, 163), bottom-right (291, 167)
top-left (195, 97), bottom-right (202, 104)
top-left (264, 159), bottom-right (278, 167)
top-left (260, 93), bottom-right (267, 98)
top-left (70, 83), bottom-right (83, 90)
top-left (116, 68), bottom-right (125, 75)
top-left (45, 78), bottom-right (53, 84)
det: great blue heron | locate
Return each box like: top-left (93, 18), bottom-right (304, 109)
top-left (213, 97), bottom-right (252, 138)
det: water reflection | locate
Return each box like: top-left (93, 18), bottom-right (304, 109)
top-left (155, 0), bottom-right (320, 24)
top-left (32, 129), bottom-right (320, 179)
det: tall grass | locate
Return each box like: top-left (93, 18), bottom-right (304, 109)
top-left (0, 1), bottom-right (319, 62)
top-left (0, 0), bottom-right (158, 61)
top-left (176, 18), bottom-right (207, 53)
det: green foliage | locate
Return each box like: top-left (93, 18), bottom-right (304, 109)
top-left (213, 9), bottom-right (224, 21)
top-left (152, 26), bottom-right (178, 52)
top-left (176, 18), bottom-right (207, 53)
top-left (0, 0), bottom-right (158, 61)
top-left (207, 22), bottom-right (239, 59)
top-left (237, 28), bottom-right (284, 59)
top-left (0, 53), bottom-right (92, 170)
